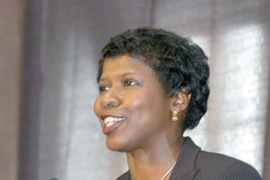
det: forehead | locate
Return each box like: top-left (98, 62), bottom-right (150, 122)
top-left (103, 54), bottom-right (142, 67)
top-left (101, 55), bottom-right (155, 77)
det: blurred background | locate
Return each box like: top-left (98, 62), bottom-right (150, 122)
top-left (0, 0), bottom-right (269, 179)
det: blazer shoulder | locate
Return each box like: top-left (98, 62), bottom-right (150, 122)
top-left (195, 151), bottom-right (262, 180)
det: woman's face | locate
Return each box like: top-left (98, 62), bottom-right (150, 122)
top-left (94, 55), bottom-right (176, 152)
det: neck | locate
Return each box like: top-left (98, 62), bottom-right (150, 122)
top-left (126, 136), bottom-right (184, 180)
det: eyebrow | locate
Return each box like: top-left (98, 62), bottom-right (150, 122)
top-left (99, 72), bottom-right (140, 82)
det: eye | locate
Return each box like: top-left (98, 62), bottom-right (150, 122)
top-left (123, 79), bottom-right (138, 86)
top-left (98, 85), bottom-right (109, 93)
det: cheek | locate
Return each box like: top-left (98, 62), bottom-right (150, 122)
top-left (126, 91), bottom-right (157, 113)
top-left (128, 98), bottom-right (145, 111)
top-left (93, 97), bottom-right (100, 116)
top-left (129, 90), bottom-right (171, 121)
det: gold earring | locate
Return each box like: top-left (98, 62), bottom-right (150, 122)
top-left (172, 111), bottom-right (178, 121)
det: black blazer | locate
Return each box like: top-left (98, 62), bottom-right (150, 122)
top-left (117, 137), bottom-right (262, 180)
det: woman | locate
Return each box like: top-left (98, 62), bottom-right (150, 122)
top-left (93, 27), bottom-right (261, 180)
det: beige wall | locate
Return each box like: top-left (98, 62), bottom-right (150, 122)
top-left (0, 1), bottom-right (24, 180)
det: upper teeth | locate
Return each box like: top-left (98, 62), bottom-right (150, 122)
top-left (104, 117), bottom-right (125, 124)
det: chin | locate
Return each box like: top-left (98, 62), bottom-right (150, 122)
top-left (108, 147), bottom-right (126, 152)
top-left (107, 144), bottom-right (127, 152)
top-left (106, 139), bottom-right (127, 152)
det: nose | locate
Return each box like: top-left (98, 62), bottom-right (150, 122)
top-left (100, 88), bottom-right (121, 108)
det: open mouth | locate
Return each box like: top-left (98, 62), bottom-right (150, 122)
top-left (102, 116), bottom-right (126, 134)
top-left (104, 116), bottom-right (125, 127)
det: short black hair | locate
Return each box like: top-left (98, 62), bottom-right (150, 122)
top-left (97, 27), bottom-right (210, 131)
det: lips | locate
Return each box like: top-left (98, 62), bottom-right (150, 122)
top-left (102, 116), bottom-right (126, 134)
top-left (104, 116), bottom-right (125, 126)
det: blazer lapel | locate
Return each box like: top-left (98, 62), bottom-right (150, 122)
top-left (169, 137), bottom-right (201, 180)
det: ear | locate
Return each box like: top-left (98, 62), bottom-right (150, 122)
top-left (170, 90), bottom-right (191, 112)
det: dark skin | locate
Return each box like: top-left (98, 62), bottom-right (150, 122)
top-left (94, 54), bottom-right (191, 180)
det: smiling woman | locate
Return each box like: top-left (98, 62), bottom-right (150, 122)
top-left (93, 27), bottom-right (262, 180)
top-left (95, 55), bottom-right (175, 151)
